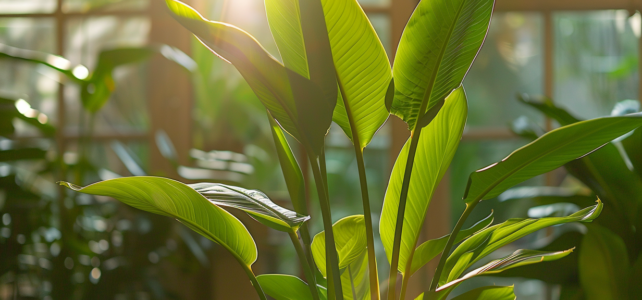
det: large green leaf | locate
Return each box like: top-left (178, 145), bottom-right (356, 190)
top-left (391, 0), bottom-right (493, 130)
top-left (463, 113), bottom-right (642, 203)
top-left (166, 0), bottom-right (333, 155)
top-left (323, 0), bottom-right (391, 147)
top-left (257, 274), bottom-right (327, 300)
top-left (630, 255), bottom-right (642, 297)
top-left (579, 224), bottom-right (629, 300)
top-left (450, 286), bottom-right (515, 300)
top-left (440, 201), bottom-right (602, 285)
top-left (380, 87), bottom-right (467, 273)
top-left (266, 0), bottom-right (391, 147)
top-left (59, 177), bottom-right (257, 267)
top-left (439, 249), bottom-right (573, 291)
top-left (409, 211), bottom-right (493, 275)
top-left (340, 252), bottom-right (370, 300)
top-left (622, 127), bottom-right (642, 178)
top-left (189, 182), bottom-right (309, 232)
top-left (0, 43), bottom-right (88, 82)
top-left (264, 0), bottom-right (309, 78)
top-left (312, 215), bottom-right (367, 277)
top-left (519, 96), bottom-right (642, 227)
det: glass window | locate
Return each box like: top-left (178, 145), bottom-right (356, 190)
top-left (554, 10), bottom-right (639, 120)
top-left (358, 0), bottom-right (391, 7)
top-left (464, 12), bottom-right (545, 128)
top-left (0, 18), bottom-right (58, 133)
top-left (63, 16), bottom-right (151, 134)
top-left (0, 0), bottom-right (56, 14)
top-left (62, 0), bottom-right (149, 13)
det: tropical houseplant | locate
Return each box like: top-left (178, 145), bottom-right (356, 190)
top-left (496, 96), bottom-right (642, 300)
top-left (58, 0), bottom-right (642, 299)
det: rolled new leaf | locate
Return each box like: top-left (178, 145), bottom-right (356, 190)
top-left (463, 113), bottom-right (642, 203)
top-left (440, 200), bottom-right (602, 285)
top-left (409, 211), bottom-right (493, 275)
top-left (189, 182), bottom-right (309, 232)
top-left (59, 177), bottom-right (257, 267)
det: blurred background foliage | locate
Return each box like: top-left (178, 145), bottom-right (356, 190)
top-left (1, 0), bottom-right (642, 299)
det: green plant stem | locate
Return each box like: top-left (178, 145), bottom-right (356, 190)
top-left (399, 269), bottom-right (411, 300)
top-left (428, 199), bottom-right (479, 291)
top-left (387, 127), bottom-right (423, 300)
top-left (337, 73), bottom-right (381, 300)
top-left (289, 230), bottom-right (321, 300)
top-left (309, 152), bottom-right (344, 300)
top-left (241, 264), bottom-right (268, 300)
top-left (354, 147), bottom-right (381, 300)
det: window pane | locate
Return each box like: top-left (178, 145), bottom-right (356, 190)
top-left (0, 0), bottom-right (56, 14)
top-left (0, 18), bottom-right (58, 134)
top-left (358, 0), bottom-right (390, 7)
top-left (464, 12), bottom-right (545, 128)
top-left (63, 0), bottom-right (149, 13)
top-left (64, 17), bottom-right (151, 134)
top-left (554, 10), bottom-right (639, 120)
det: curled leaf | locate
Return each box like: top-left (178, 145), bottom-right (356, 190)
top-left (190, 183), bottom-right (310, 232)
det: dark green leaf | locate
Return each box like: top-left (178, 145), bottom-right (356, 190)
top-left (518, 94), bottom-right (581, 126)
top-left (492, 231), bottom-right (583, 285)
top-left (579, 224), bottom-right (629, 300)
